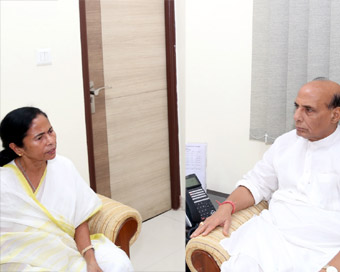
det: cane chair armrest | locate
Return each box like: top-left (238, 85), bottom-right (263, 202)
top-left (88, 194), bottom-right (142, 256)
top-left (186, 201), bottom-right (268, 272)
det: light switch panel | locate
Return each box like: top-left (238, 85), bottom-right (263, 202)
top-left (36, 48), bottom-right (52, 65)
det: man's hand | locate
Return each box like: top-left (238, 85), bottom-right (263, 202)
top-left (319, 251), bottom-right (340, 272)
top-left (190, 186), bottom-right (255, 238)
top-left (190, 203), bottom-right (234, 238)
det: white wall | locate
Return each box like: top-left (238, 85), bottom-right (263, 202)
top-left (183, 0), bottom-right (269, 194)
top-left (0, 1), bottom-right (90, 183)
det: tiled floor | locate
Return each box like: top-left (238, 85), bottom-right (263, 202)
top-left (130, 208), bottom-right (186, 272)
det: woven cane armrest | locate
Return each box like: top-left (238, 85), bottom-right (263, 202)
top-left (185, 201), bottom-right (268, 272)
top-left (88, 194), bottom-right (142, 246)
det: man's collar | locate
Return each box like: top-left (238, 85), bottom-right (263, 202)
top-left (307, 125), bottom-right (340, 148)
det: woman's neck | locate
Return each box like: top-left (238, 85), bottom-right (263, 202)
top-left (15, 157), bottom-right (47, 191)
top-left (18, 157), bottom-right (46, 170)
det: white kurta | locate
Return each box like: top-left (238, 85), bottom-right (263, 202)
top-left (0, 155), bottom-right (133, 272)
top-left (220, 126), bottom-right (340, 272)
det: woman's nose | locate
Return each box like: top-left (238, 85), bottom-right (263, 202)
top-left (46, 134), bottom-right (54, 144)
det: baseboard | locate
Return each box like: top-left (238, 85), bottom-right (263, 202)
top-left (179, 195), bottom-right (185, 210)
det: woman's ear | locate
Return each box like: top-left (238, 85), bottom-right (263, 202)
top-left (9, 143), bottom-right (23, 157)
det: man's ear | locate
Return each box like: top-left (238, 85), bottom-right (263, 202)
top-left (9, 143), bottom-right (23, 157)
top-left (331, 107), bottom-right (340, 123)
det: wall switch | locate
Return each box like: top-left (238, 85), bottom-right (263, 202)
top-left (36, 48), bottom-right (52, 65)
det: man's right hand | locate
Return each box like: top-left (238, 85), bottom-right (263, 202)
top-left (190, 203), bottom-right (234, 238)
top-left (190, 186), bottom-right (255, 238)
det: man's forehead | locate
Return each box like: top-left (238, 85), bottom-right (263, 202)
top-left (297, 82), bottom-right (333, 104)
top-left (295, 96), bottom-right (317, 107)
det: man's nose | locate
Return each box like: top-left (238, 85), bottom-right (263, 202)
top-left (294, 108), bottom-right (302, 122)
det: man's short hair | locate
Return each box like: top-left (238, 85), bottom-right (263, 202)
top-left (328, 93), bottom-right (340, 109)
top-left (313, 76), bottom-right (329, 81)
top-left (312, 77), bottom-right (340, 109)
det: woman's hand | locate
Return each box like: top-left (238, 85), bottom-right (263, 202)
top-left (83, 248), bottom-right (103, 272)
top-left (190, 203), bottom-right (234, 238)
top-left (74, 222), bottom-right (103, 272)
top-left (86, 260), bottom-right (103, 272)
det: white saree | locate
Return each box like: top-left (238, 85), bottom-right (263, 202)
top-left (0, 155), bottom-right (133, 272)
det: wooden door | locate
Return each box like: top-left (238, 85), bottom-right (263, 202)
top-left (81, 0), bottom-right (178, 220)
top-left (101, 0), bottom-right (171, 220)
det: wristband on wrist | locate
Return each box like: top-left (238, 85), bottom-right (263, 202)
top-left (323, 265), bottom-right (338, 272)
top-left (81, 245), bottom-right (94, 257)
top-left (216, 200), bottom-right (236, 214)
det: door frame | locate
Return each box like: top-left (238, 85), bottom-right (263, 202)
top-left (78, 0), bottom-right (180, 209)
top-left (79, 0), bottom-right (96, 192)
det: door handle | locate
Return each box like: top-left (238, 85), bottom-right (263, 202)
top-left (90, 80), bottom-right (112, 95)
top-left (89, 81), bottom-right (112, 113)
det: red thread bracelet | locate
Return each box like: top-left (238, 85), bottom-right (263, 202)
top-left (216, 200), bottom-right (236, 214)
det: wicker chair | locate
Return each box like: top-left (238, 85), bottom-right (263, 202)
top-left (185, 201), bottom-right (268, 272)
top-left (88, 194), bottom-right (142, 257)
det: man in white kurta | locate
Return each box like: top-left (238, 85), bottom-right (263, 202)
top-left (221, 126), bottom-right (340, 271)
top-left (191, 79), bottom-right (340, 272)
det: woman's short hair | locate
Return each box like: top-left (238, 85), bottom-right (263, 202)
top-left (0, 107), bottom-right (47, 166)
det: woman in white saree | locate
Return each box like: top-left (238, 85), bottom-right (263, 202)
top-left (0, 107), bottom-right (134, 272)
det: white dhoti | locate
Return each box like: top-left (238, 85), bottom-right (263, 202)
top-left (220, 198), bottom-right (340, 272)
top-left (221, 254), bottom-right (263, 272)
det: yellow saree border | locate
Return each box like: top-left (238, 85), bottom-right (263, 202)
top-left (5, 163), bottom-right (45, 196)
top-left (81, 204), bottom-right (103, 226)
top-left (4, 164), bottom-right (75, 238)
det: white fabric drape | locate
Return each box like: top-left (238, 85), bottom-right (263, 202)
top-left (0, 156), bottom-right (133, 272)
top-left (250, 0), bottom-right (340, 144)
